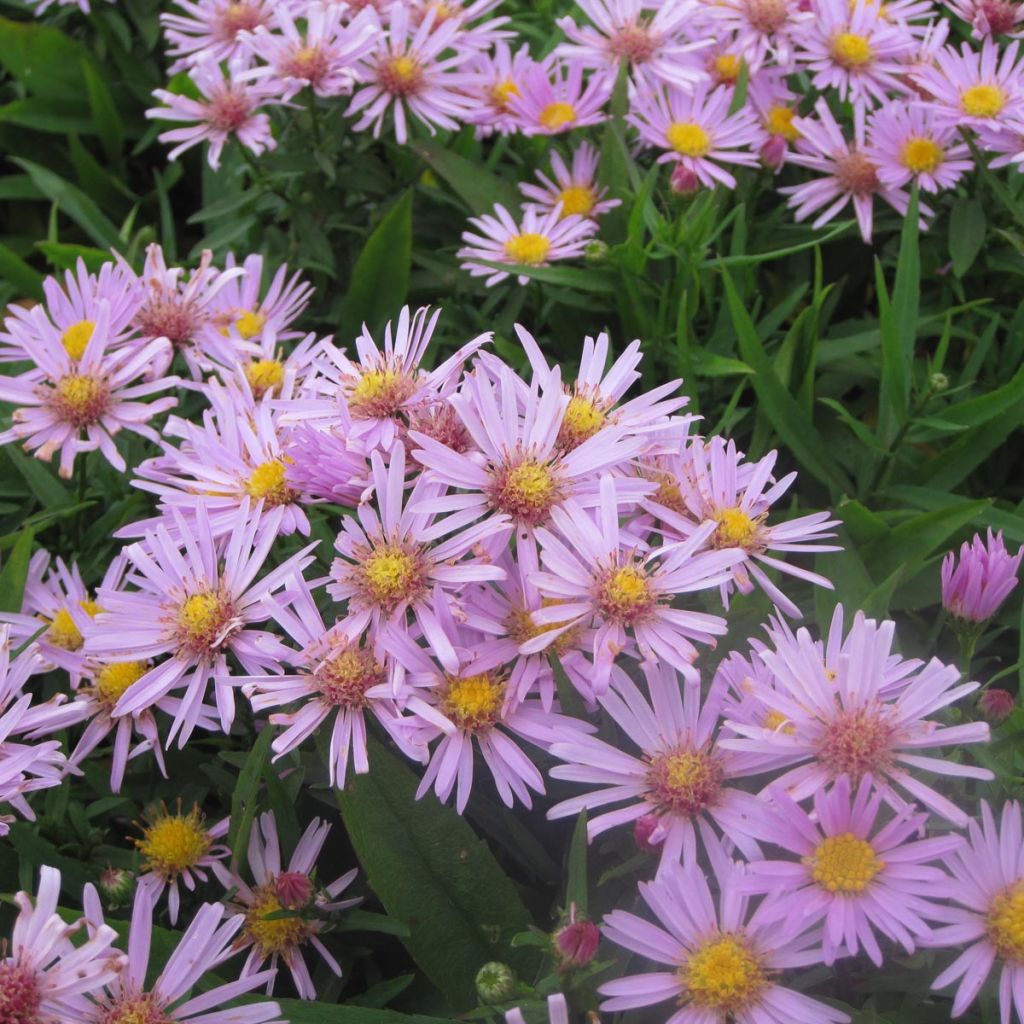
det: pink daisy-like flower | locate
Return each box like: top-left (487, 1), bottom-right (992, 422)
top-left (148, 56), bottom-right (285, 170)
top-left (161, 0), bottom-right (275, 72)
top-left (0, 300), bottom-right (177, 479)
top-left (627, 83), bottom-right (761, 188)
top-left (0, 867), bottom-right (124, 1023)
top-left (706, 0), bottom-right (808, 71)
top-left (291, 305), bottom-right (487, 451)
top-left (977, 119), bottom-right (1024, 171)
top-left (530, 475), bottom-right (744, 689)
top-left (643, 436), bottom-right (840, 616)
top-left (347, 2), bottom-right (476, 143)
top-left (457, 202), bottom-right (597, 286)
top-left (507, 58), bottom-right (612, 135)
top-left (547, 661), bottom-right (766, 865)
top-left (85, 500), bottom-right (316, 745)
top-left (744, 775), bottom-right (961, 965)
top-left (555, 0), bottom-right (711, 88)
top-left (327, 443), bottom-right (509, 670)
top-left (927, 801), bottom-right (1024, 1022)
top-left (867, 100), bottom-right (974, 191)
top-left (82, 880), bottom-right (284, 1024)
top-left (946, 0), bottom-right (1024, 38)
top-left (794, 0), bottom-right (916, 110)
top-left (599, 860), bottom-right (850, 1024)
top-left (942, 528), bottom-right (1023, 623)
top-left (461, 42), bottom-right (537, 135)
top-left (780, 98), bottom-right (920, 243)
top-left (719, 608), bottom-right (993, 826)
top-left (409, 0), bottom-right (512, 49)
top-left (519, 142), bottom-right (621, 222)
top-left (243, 2), bottom-right (379, 99)
top-left (214, 812), bottom-right (362, 999)
top-left (237, 575), bottom-right (434, 787)
top-left (747, 68), bottom-right (803, 168)
top-left (913, 38), bottom-right (1024, 130)
top-left (283, 421), bottom-right (369, 506)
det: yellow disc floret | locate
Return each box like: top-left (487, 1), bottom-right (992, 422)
top-left (61, 319), bottom-right (96, 360)
top-left (557, 185), bottom-right (597, 218)
top-left (712, 507), bottom-right (763, 550)
top-left (316, 646), bottom-right (384, 707)
top-left (491, 457), bottom-right (559, 524)
top-left (713, 54), bottom-right (742, 82)
top-left (647, 749), bottom-right (724, 816)
top-left (177, 591), bottom-right (236, 654)
top-left (135, 806), bottom-right (212, 880)
top-left (811, 833), bottom-right (884, 894)
top-left (244, 883), bottom-right (313, 959)
top-left (901, 137), bottom-right (943, 174)
top-left (667, 122), bottom-right (711, 157)
top-left (504, 232), bottom-right (552, 265)
top-left (347, 367), bottom-right (417, 419)
top-left (961, 83), bottom-right (1005, 117)
top-left (46, 598), bottom-right (103, 651)
top-left (681, 934), bottom-right (766, 1014)
top-left (558, 394), bottom-right (606, 449)
top-left (94, 661), bottom-right (149, 708)
top-left (52, 374), bottom-right (110, 427)
top-left (234, 309), bottom-right (267, 340)
top-left (538, 101), bottom-right (577, 130)
top-left (360, 544), bottom-right (423, 612)
top-left (766, 105), bottom-right (801, 141)
top-left (245, 460), bottom-right (296, 507)
top-left (441, 673), bottom-right (505, 731)
top-left (597, 565), bottom-right (654, 625)
top-left (831, 32), bottom-right (873, 67)
top-left (491, 78), bottom-right (520, 109)
top-left (989, 882), bottom-right (1024, 962)
top-left (245, 358), bottom-right (285, 398)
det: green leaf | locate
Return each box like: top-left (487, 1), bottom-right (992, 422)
top-left (226, 725), bottom-right (274, 872)
top-left (0, 18), bottom-right (100, 101)
top-left (3, 446), bottom-right (73, 510)
top-left (11, 158), bottom-right (121, 249)
top-left (566, 811), bottom-right (588, 916)
top-left (36, 242), bottom-right (114, 273)
top-left (0, 528), bottom-right (35, 614)
top-left (82, 59), bottom-right (124, 164)
top-left (341, 190), bottom-right (413, 341)
top-left (274, 999), bottom-right (452, 1024)
top-left (949, 197), bottom-right (986, 278)
top-left (470, 259), bottom-right (618, 295)
top-left (337, 737), bottom-right (536, 1012)
top-left (0, 242), bottom-right (44, 299)
top-left (720, 266), bottom-right (850, 494)
top-left (411, 138), bottom-right (520, 215)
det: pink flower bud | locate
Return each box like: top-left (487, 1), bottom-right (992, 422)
top-left (554, 919), bottom-right (600, 968)
top-left (669, 165), bottom-right (701, 195)
top-left (633, 814), bottom-right (660, 853)
top-left (942, 530), bottom-right (1023, 623)
top-left (275, 870), bottom-right (313, 909)
top-left (979, 688), bottom-right (1015, 722)
top-left (760, 134), bottom-right (788, 170)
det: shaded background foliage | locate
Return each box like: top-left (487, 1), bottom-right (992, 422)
top-left (2, 1), bottom-right (1024, 1021)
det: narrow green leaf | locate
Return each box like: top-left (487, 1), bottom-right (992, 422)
top-left (411, 138), bottom-right (520, 215)
top-left (82, 59), bottom-right (124, 163)
top-left (36, 242), bottom-right (114, 273)
top-left (0, 18), bottom-right (99, 101)
top-left (226, 725), bottom-right (274, 872)
top-left (3, 446), bottom-right (73, 510)
top-left (949, 197), bottom-right (986, 278)
top-left (0, 528), bottom-right (35, 614)
top-left (337, 737), bottom-right (535, 1012)
top-left (470, 259), bottom-right (617, 295)
top-left (0, 242), bottom-right (44, 299)
top-left (341, 190), bottom-right (413, 341)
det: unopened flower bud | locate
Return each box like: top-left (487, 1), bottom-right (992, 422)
top-left (942, 530), bottom-right (1023, 623)
top-left (669, 165), bottom-right (700, 195)
top-left (476, 961), bottom-right (517, 1004)
top-left (584, 240), bottom-right (609, 265)
top-left (99, 866), bottom-right (135, 907)
top-left (979, 688), bottom-right (1015, 722)
top-left (275, 870), bottom-right (313, 909)
top-left (760, 134), bottom-right (788, 171)
top-left (930, 371), bottom-right (949, 392)
top-left (633, 814), bottom-right (660, 853)
top-left (554, 919), bottom-right (600, 968)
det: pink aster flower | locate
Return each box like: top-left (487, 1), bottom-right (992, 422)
top-left (867, 101), bottom-right (974, 191)
top-left (519, 142), bottom-right (621, 222)
top-left (291, 305), bottom-right (487, 451)
top-left (719, 608), bottom-right (993, 826)
top-left (408, 0), bottom-right (512, 48)
top-left (82, 881), bottom-right (284, 1024)
top-left (457, 202), bottom-right (597, 286)
top-left (243, 3), bottom-right (379, 99)
top-left (747, 68), bottom-right (803, 168)
top-left (706, 0), bottom-right (808, 71)
top-left (599, 860), bottom-right (850, 1024)
top-left (0, 867), bottom-right (124, 1023)
top-left (942, 528), bottom-right (1023, 623)
top-left (927, 801), bottom-right (1024, 1022)
top-left (627, 83), bottom-right (761, 188)
top-left (237, 575), bottom-right (433, 787)
top-left (327, 443), bottom-right (509, 670)
top-left (946, 0), bottom-right (1024, 38)
top-left (283, 421), bottom-right (369, 506)
top-left (913, 38), bottom-right (1024, 131)
top-left (148, 57), bottom-right (284, 170)
top-left (555, 0), bottom-right (712, 88)
top-left (214, 812), bottom-right (361, 999)
top-left (0, 300), bottom-right (177, 479)
top-left (780, 98), bottom-right (920, 243)
top-left (84, 500), bottom-right (316, 745)
top-left (642, 436), bottom-right (840, 617)
top-left (347, 2), bottom-right (476, 142)
top-left (976, 119), bottom-right (1024, 171)
top-left (744, 775), bottom-right (961, 965)
top-left (548, 661), bottom-right (768, 864)
top-left (793, 0), bottom-right (916, 110)
top-left (461, 42), bottom-right (537, 135)
top-left (507, 58), bottom-right (612, 135)
top-left (160, 0), bottom-right (275, 72)
top-left (530, 475), bottom-right (744, 690)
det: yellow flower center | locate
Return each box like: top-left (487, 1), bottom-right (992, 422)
top-left (244, 884), bottom-right (313, 959)
top-left (504, 232), bottom-right (551, 265)
top-left (61, 319), bottom-right (96, 360)
top-left (989, 882), bottom-right (1024, 962)
top-left (441, 673), bottom-right (505, 731)
top-left (597, 565), bottom-right (654, 625)
top-left (98, 994), bottom-right (170, 1024)
top-left (763, 709), bottom-right (794, 734)
top-left (831, 32), bottom-right (873, 67)
top-left (901, 137), bottom-right (943, 173)
top-left (558, 394), bottom-right (606, 449)
top-left (681, 935), bottom-right (765, 1014)
top-left (245, 459), bottom-right (295, 507)
top-left (347, 367), bottom-right (417, 418)
top-left (45, 598), bottom-right (103, 651)
top-left (491, 78), bottom-right (520, 109)
top-left (380, 54), bottom-right (423, 96)
top-left (94, 661), bottom-right (149, 708)
top-left (961, 83), bottom-right (1005, 117)
top-left (286, 45), bottom-right (329, 82)
top-left (666, 122), bottom-right (711, 157)
top-left (647, 749), bottom-right (724, 816)
top-left (712, 507), bottom-right (763, 550)
top-left (506, 601), bottom-right (581, 656)
top-left (557, 185), bottom-right (597, 218)
top-left (766, 105), bottom-right (800, 141)
top-left (177, 592), bottom-right (235, 654)
top-left (234, 309), bottom-right (266, 339)
top-left (491, 457), bottom-right (559, 525)
top-left (810, 833), bottom-right (884, 893)
top-left (245, 358), bottom-right (285, 398)
top-left (713, 53), bottom-right (742, 82)
top-left (316, 647), bottom-right (384, 707)
top-left (52, 374), bottom-right (110, 427)
top-left (135, 808), bottom-right (212, 880)
top-left (360, 544), bottom-right (423, 611)
top-left (538, 101), bottom-right (577, 130)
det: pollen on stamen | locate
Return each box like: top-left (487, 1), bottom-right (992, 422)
top-left (93, 661), bottom-right (150, 710)
top-left (666, 122), bottom-right (712, 157)
top-left (96, 992), bottom-right (172, 1024)
top-left (315, 646), bottom-right (385, 707)
top-left (0, 959), bottom-right (42, 1024)
top-left (243, 883), bottom-right (315, 960)
top-left (346, 366), bottom-right (418, 419)
top-left (245, 459), bottom-right (298, 507)
top-left (558, 392), bottom-right (606, 449)
top-left (61, 319), bottom-right (96, 360)
top-left (176, 591), bottom-right (238, 654)
top-left (245, 358), bottom-right (286, 398)
top-left (489, 456), bottom-right (562, 525)
top-left (809, 832), bottom-right (884, 894)
top-left (51, 374), bottom-right (111, 428)
top-left (355, 541), bottom-right (427, 613)
top-left (440, 672), bottom-right (506, 731)
top-left (818, 706), bottom-right (895, 780)
top-left (134, 804), bottom-right (213, 881)
top-left (44, 598), bottom-right (104, 651)
top-left (597, 565), bottom-right (655, 626)
top-left (646, 748), bottom-right (724, 817)
top-left (988, 881), bottom-right (1024, 962)
top-left (538, 101), bottom-right (577, 131)
top-left (679, 934), bottom-right (766, 1014)
top-left (503, 232), bottom-right (551, 265)
top-left (712, 507), bottom-right (765, 551)
top-left (378, 54), bottom-right (424, 97)
top-left (607, 24), bottom-right (659, 63)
